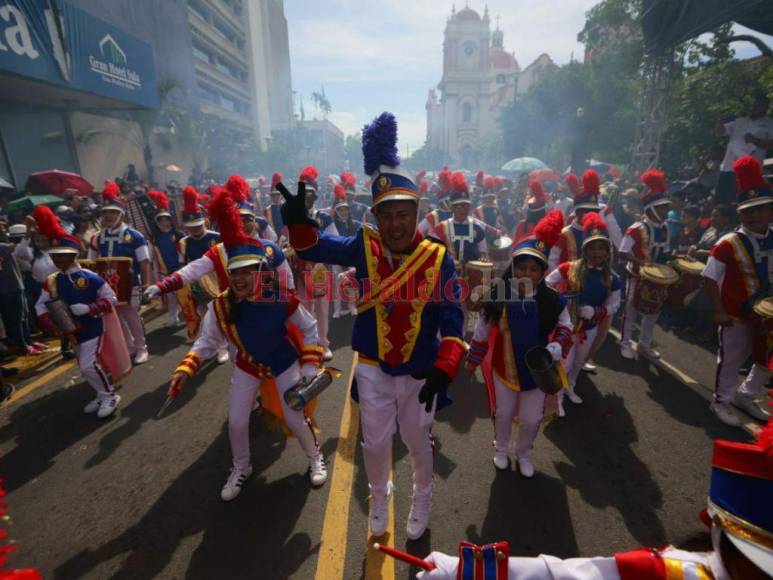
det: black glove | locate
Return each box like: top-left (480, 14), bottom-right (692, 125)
top-left (277, 181), bottom-right (319, 228)
top-left (415, 367), bottom-right (452, 413)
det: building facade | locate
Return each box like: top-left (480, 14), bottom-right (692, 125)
top-left (425, 5), bottom-right (555, 168)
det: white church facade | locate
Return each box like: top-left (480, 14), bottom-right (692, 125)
top-left (425, 5), bottom-right (556, 168)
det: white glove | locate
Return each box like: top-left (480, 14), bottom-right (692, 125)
top-left (144, 285), bottom-right (161, 300)
top-left (69, 303), bottom-right (90, 316)
top-left (579, 305), bottom-right (595, 320)
top-left (416, 552), bottom-right (459, 579)
top-left (300, 364), bottom-right (318, 383)
top-left (546, 342), bottom-right (562, 361)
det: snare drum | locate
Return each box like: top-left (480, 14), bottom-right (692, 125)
top-left (465, 260), bottom-right (494, 311)
top-left (633, 263), bottom-right (678, 315)
top-left (752, 297), bottom-right (773, 366)
top-left (95, 257), bottom-right (133, 305)
top-left (667, 257), bottom-right (705, 308)
top-left (488, 236), bottom-right (513, 263)
top-left (191, 272), bottom-right (221, 304)
top-left (46, 297), bottom-right (80, 335)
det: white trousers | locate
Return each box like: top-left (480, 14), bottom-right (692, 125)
top-left (166, 293), bottom-right (180, 323)
top-left (355, 362), bottom-right (435, 497)
top-left (621, 278), bottom-right (659, 348)
top-left (493, 377), bottom-right (546, 460)
top-left (715, 321), bottom-right (770, 404)
top-left (116, 287), bottom-right (147, 354)
top-left (301, 295), bottom-right (329, 348)
top-left (228, 361), bottom-right (319, 471)
top-left (564, 326), bottom-right (599, 391)
top-left (76, 336), bottom-right (115, 400)
top-left (331, 266), bottom-right (357, 316)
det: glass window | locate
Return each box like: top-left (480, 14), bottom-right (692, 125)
top-left (192, 44), bottom-right (210, 64)
top-left (462, 102), bottom-right (472, 123)
top-left (215, 58), bottom-right (239, 79)
top-left (220, 95), bottom-right (238, 112)
top-left (198, 83), bottom-right (219, 104)
top-left (188, 1), bottom-right (208, 22)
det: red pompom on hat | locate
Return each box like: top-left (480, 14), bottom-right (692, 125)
top-left (299, 166), bottom-right (319, 192)
top-left (415, 169), bottom-right (427, 183)
top-left (581, 210), bottom-right (610, 248)
top-left (564, 173), bottom-right (581, 195)
top-left (640, 168), bottom-right (670, 210)
top-left (226, 174), bottom-right (250, 204)
top-left (526, 179), bottom-right (547, 211)
top-left (733, 155), bottom-right (772, 210)
top-left (475, 170), bottom-right (485, 188)
top-left (340, 171), bottom-right (357, 191)
top-left (533, 209), bottom-right (564, 247)
top-left (582, 169), bottom-right (601, 196)
top-left (419, 179), bottom-right (429, 195)
top-left (271, 171), bottom-right (283, 190)
top-left (32, 205), bottom-right (80, 254)
top-left (101, 181), bottom-right (125, 211)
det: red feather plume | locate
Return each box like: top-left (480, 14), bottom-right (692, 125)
top-left (494, 176), bottom-right (504, 188)
top-left (226, 174), bottom-right (250, 203)
top-left (475, 170), bottom-right (485, 187)
top-left (340, 171), bottom-right (356, 189)
top-left (450, 171), bottom-right (468, 193)
top-left (32, 205), bottom-right (67, 240)
top-left (334, 184), bottom-right (346, 201)
top-left (147, 189), bottom-right (169, 212)
top-left (732, 155), bottom-right (769, 192)
top-left (299, 166), bottom-right (319, 183)
top-left (183, 186), bottom-right (200, 215)
top-left (533, 210), bottom-right (564, 247)
top-left (271, 172), bottom-right (283, 188)
top-left (483, 176), bottom-right (495, 190)
top-left (438, 167), bottom-right (452, 192)
top-left (564, 173), bottom-right (581, 195)
top-left (419, 179), bottom-right (429, 194)
top-left (415, 169), bottom-right (427, 183)
top-left (198, 193), bottom-right (210, 205)
top-left (207, 188), bottom-right (249, 248)
top-left (582, 210), bottom-right (607, 233)
top-left (102, 181), bottom-right (121, 200)
top-left (640, 168), bottom-right (667, 194)
top-left (528, 179), bottom-right (546, 203)
top-left (582, 169), bottom-right (601, 196)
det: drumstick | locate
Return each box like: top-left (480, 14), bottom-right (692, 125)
top-left (372, 543), bottom-right (436, 571)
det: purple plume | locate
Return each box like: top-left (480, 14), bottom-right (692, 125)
top-left (362, 112), bottom-right (400, 176)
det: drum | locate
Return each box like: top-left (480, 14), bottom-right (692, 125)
top-left (752, 297), bottom-right (773, 366)
top-left (488, 236), bottom-right (513, 263)
top-left (191, 272), bottom-right (221, 304)
top-left (95, 257), bottom-right (133, 305)
top-left (633, 263), bottom-right (678, 315)
top-left (79, 259), bottom-right (95, 270)
top-left (465, 260), bottom-right (494, 311)
top-left (46, 297), bottom-right (80, 335)
top-left (666, 257), bottom-right (705, 308)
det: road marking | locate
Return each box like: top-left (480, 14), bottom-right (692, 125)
top-left (314, 354), bottom-right (360, 580)
top-left (365, 463), bottom-right (395, 580)
top-left (1, 361), bottom-right (76, 408)
top-left (608, 328), bottom-right (758, 435)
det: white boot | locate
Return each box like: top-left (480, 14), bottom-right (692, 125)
top-left (406, 485), bottom-right (432, 540)
top-left (369, 481), bottom-right (393, 537)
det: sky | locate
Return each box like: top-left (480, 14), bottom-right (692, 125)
top-left (283, 1), bottom-right (772, 157)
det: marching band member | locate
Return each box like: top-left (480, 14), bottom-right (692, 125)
top-left (473, 176), bottom-right (501, 230)
top-left (34, 206), bottom-right (128, 419)
top-left (418, 166), bottom-right (453, 236)
top-left (227, 174), bottom-right (278, 243)
top-left (512, 179), bottom-right (548, 244)
top-left (548, 172), bottom-right (596, 271)
top-left (702, 155), bottom-right (772, 427)
top-left (89, 182), bottom-right (151, 364)
top-left (618, 169), bottom-right (673, 360)
top-left (264, 172), bottom-right (286, 241)
top-left (340, 171), bottom-right (368, 223)
top-left (416, 417), bottom-right (773, 579)
top-left (546, 212), bottom-right (621, 405)
top-left (293, 166), bottom-right (334, 361)
top-left (147, 190), bottom-right (184, 327)
top-left (329, 185), bottom-right (361, 319)
top-left (280, 112), bottom-right (465, 540)
top-left (168, 189), bottom-right (327, 501)
top-left (466, 210), bottom-right (572, 477)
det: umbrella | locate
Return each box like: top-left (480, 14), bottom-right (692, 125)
top-left (25, 169), bottom-right (93, 197)
top-left (587, 160), bottom-right (621, 178)
top-left (501, 157), bottom-right (547, 174)
top-left (5, 195), bottom-right (65, 216)
top-left (528, 168), bottom-right (561, 182)
top-left (0, 177), bottom-right (14, 190)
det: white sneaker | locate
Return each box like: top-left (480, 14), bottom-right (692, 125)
top-left (620, 344), bottom-right (636, 360)
top-left (566, 390), bottom-right (583, 404)
top-left (322, 348), bottom-right (333, 362)
top-left (221, 465), bottom-right (253, 501)
top-left (581, 362), bottom-right (597, 373)
top-left (133, 348), bottom-right (149, 365)
top-left (332, 309), bottom-right (341, 320)
top-left (711, 402), bottom-right (742, 427)
top-left (216, 349), bottom-right (230, 364)
top-left (517, 456), bottom-right (535, 478)
top-left (406, 487), bottom-right (432, 540)
top-left (638, 344), bottom-right (661, 359)
top-left (309, 454), bottom-right (327, 487)
top-left (733, 393), bottom-right (771, 422)
top-left (492, 451), bottom-right (509, 471)
top-left (97, 395), bottom-right (120, 419)
top-left (369, 481), bottom-right (393, 537)
top-left (83, 397), bottom-right (101, 414)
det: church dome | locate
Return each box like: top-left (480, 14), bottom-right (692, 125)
top-left (491, 49), bottom-right (519, 70)
top-left (455, 6), bottom-right (481, 21)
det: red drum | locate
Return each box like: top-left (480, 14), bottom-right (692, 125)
top-left (666, 257), bottom-right (704, 308)
top-left (465, 260), bottom-right (494, 311)
top-left (95, 257), bottom-right (133, 305)
top-left (633, 263), bottom-right (678, 315)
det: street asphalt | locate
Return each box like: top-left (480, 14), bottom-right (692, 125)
top-left (0, 312), bottom-right (759, 579)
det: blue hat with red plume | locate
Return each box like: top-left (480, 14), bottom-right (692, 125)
top-left (33, 205), bottom-right (81, 254)
top-left (581, 210), bottom-right (609, 248)
top-left (640, 169), bottom-right (671, 210)
top-left (182, 186), bottom-right (206, 227)
top-left (707, 413), bottom-right (773, 574)
top-left (733, 155), bottom-right (772, 211)
top-left (574, 169), bottom-right (601, 210)
top-left (448, 171), bottom-right (471, 205)
top-left (512, 209), bottom-right (564, 266)
top-left (226, 174), bottom-right (255, 216)
top-left (101, 181), bottom-right (126, 213)
top-left (271, 172), bottom-right (283, 194)
top-left (526, 179), bottom-right (547, 212)
top-left (147, 189), bottom-right (171, 220)
top-left (207, 188), bottom-right (266, 271)
top-left (362, 112), bottom-right (417, 207)
top-left (299, 166), bottom-right (319, 194)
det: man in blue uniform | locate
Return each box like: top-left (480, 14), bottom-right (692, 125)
top-left (147, 189), bottom-right (184, 327)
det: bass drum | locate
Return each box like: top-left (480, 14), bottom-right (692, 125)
top-left (633, 263), bottom-right (678, 315)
